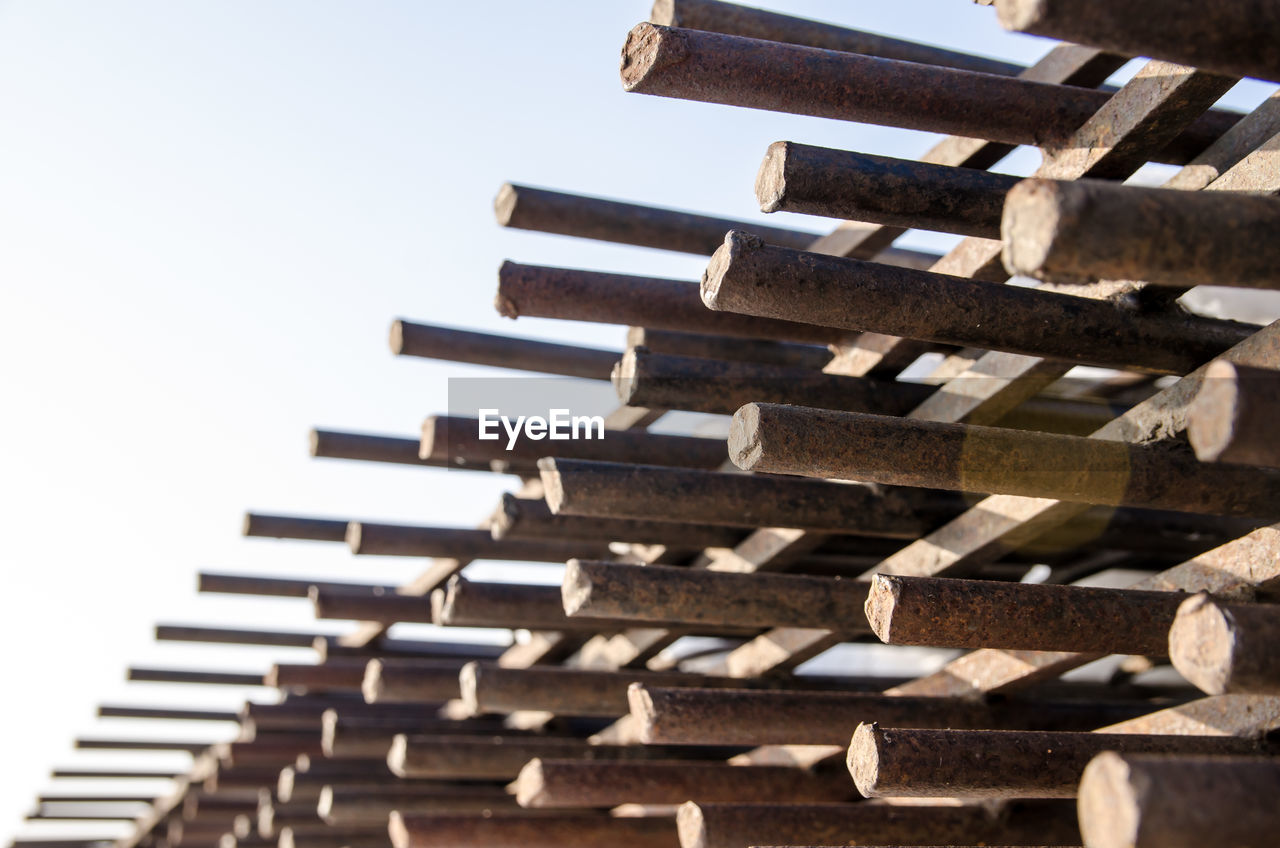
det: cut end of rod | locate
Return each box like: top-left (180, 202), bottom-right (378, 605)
top-left (755, 141), bottom-right (790, 213)
top-left (846, 722), bottom-right (884, 797)
top-left (386, 734), bottom-right (410, 779)
top-left (675, 801), bottom-right (708, 848)
top-left (1187, 359), bottom-right (1241, 462)
top-left (538, 458), bottom-right (567, 513)
top-left (701, 229), bottom-right (764, 310)
top-left (620, 22), bottom-right (685, 92)
top-left (361, 659), bottom-right (384, 703)
top-left (319, 709), bottom-right (338, 757)
top-left (1001, 178), bottom-right (1088, 282)
top-left (493, 182), bottom-right (518, 226)
top-left (1077, 750), bottom-right (1141, 848)
top-left (388, 319), bottom-right (408, 355)
top-left (419, 416), bottom-right (442, 461)
top-left (864, 574), bottom-right (901, 644)
top-left (315, 784), bottom-right (334, 821)
top-left (726, 402), bottom-right (765, 470)
top-left (495, 261), bottom-right (521, 319)
top-left (612, 348), bottom-right (641, 405)
top-left (626, 683), bottom-right (659, 745)
top-left (387, 810), bottom-right (411, 848)
top-left (457, 661), bottom-right (482, 717)
top-left (995, 0), bottom-right (1049, 33)
top-left (344, 522), bottom-right (364, 555)
top-left (561, 559), bottom-right (591, 617)
top-left (1168, 593), bottom-right (1236, 695)
top-left (513, 758), bottom-right (547, 808)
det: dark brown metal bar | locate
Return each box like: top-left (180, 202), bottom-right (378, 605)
top-left (626, 327), bottom-right (832, 370)
top-left (1078, 751), bottom-right (1280, 848)
top-left (318, 784), bottom-right (514, 826)
top-left (1189, 361), bottom-right (1280, 467)
top-left (563, 560), bottom-right (871, 634)
top-left (345, 522), bottom-right (608, 561)
top-left (390, 320), bottom-right (617, 381)
top-left (621, 24), bottom-right (1235, 163)
top-left (50, 770), bottom-right (179, 780)
top-left (495, 182), bottom-right (819, 254)
top-left (629, 685), bottom-right (1155, 745)
top-left (997, 0), bottom-right (1280, 84)
top-left (496, 261), bottom-right (852, 345)
top-left (849, 724), bottom-right (1262, 799)
top-left (729, 404), bottom-right (1280, 517)
top-left (491, 493), bottom-right (743, 548)
top-left (390, 810), bottom-right (674, 848)
top-left (1169, 593), bottom-right (1280, 695)
top-left (310, 429), bottom-right (452, 469)
top-left (197, 572), bottom-right (397, 598)
top-left (422, 414), bottom-right (727, 470)
top-left (704, 231), bottom-right (1257, 374)
top-left (127, 668), bottom-right (267, 687)
top-left (676, 799), bottom-right (1082, 848)
top-left (515, 758), bottom-right (856, 807)
top-left (539, 458), bottom-right (949, 537)
top-left (653, 0), bottom-right (1025, 75)
top-left (757, 142), bottom-right (1020, 238)
top-left (241, 513), bottom-right (347, 542)
top-left (155, 625), bottom-right (327, 649)
top-left (75, 739), bottom-right (209, 754)
top-left (97, 706), bottom-right (239, 722)
top-left (389, 734), bottom-right (669, 781)
top-left (1002, 178), bottom-right (1280, 289)
top-left (865, 574), bottom-right (1185, 655)
top-left (267, 660), bottom-right (369, 692)
top-left (362, 658), bottom-right (469, 704)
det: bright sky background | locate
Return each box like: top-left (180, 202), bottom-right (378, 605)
top-left (1, 1), bottom-right (1276, 841)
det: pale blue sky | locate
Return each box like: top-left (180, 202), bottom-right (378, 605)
top-left (1, 1), bottom-right (1275, 840)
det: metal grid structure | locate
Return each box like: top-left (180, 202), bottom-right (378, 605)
top-left (12, 2), bottom-right (1280, 848)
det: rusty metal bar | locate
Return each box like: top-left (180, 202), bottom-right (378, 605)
top-left (849, 724), bottom-right (1261, 799)
top-left (321, 713), bottom-right (503, 759)
top-left (563, 560), bottom-right (871, 634)
top-left (345, 522), bottom-right (607, 561)
top-left (422, 414), bottom-right (727, 470)
top-left (362, 658), bottom-right (469, 704)
top-left (1169, 593), bottom-right (1280, 695)
top-left (540, 458), bottom-right (949, 537)
top-left (241, 514), bottom-right (347, 542)
top-left (621, 24), bottom-right (1236, 163)
top-left (97, 706), bottom-right (239, 722)
top-left (729, 404), bottom-right (1280, 517)
top-left (629, 685), bottom-right (1156, 745)
top-left (626, 327), bottom-right (832, 370)
top-left (496, 261), bottom-right (852, 345)
top-left (495, 182), bottom-right (820, 254)
top-left (266, 660), bottom-right (369, 692)
top-left (676, 799), bottom-right (1081, 848)
top-left (515, 758), bottom-right (856, 807)
top-left (1002, 178), bottom-right (1280, 289)
top-left (865, 574), bottom-right (1185, 655)
top-left (704, 231), bottom-right (1257, 374)
top-left (389, 734), bottom-right (667, 781)
top-left (75, 739), bottom-right (209, 754)
top-left (127, 668), bottom-right (266, 687)
top-left (996, 0), bottom-right (1280, 84)
top-left (318, 784), bottom-right (514, 826)
top-left (197, 572), bottom-right (396, 598)
top-left (757, 142), bottom-right (1020, 238)
top-left (310, 429), bottom-right (453, 469)
top-left (653, 0), bottom-right (1026, 75)
top-left (155, 625), bottom-right (327, 650)
top-left (390, 320), bottom-right (617, 381)
top-left (1189, 361), bottom-right (1280, 467)
top-left (390, 810), bottom-right (674, 848)
top-left (50, 770), bottom-right (179, 780)
top-left (1078, 752), bottom-right (1280, 848)
top-left (490, 493), bottom-right (743, 548)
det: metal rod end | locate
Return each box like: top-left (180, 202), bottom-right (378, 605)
top-left (1168, 592), bottom-right (1235, 695)
top-left (846, 721), bottom-right (884, 797)
top-left (755, 141), bottom-right (790, 213)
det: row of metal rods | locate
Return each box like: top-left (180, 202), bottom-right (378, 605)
top-left (16, 2), bottom-right (1280, 848)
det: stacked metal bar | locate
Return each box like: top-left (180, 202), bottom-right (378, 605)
top-left (13, 2), bottom-right (1280, 848)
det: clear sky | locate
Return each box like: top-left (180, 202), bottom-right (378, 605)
top-left (1, 1), bottom-right (1275, 841)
